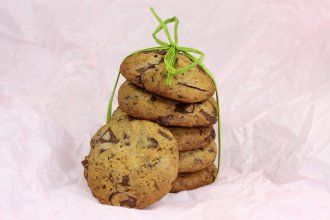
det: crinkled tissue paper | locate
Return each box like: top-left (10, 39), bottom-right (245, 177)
top-left (1, 0), bottom-right (330, 219)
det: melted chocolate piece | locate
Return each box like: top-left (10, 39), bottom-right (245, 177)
top-left (175, 103), bottom-right (195, 113)
top-left (120, 175), bottom-right (130, 186)
top-left (158, 129), bottom-right (172, 141)
top-left (136, 63), bottom-right (156, 75)
top-left (132, 76), bottom-right (142, 86)
top-left (135, 56), bottom-right (164, 76)
top-left (208, 147), bottom-right (214, 153)
top-left (156, 115), bottom-right (174, 125)
top-left (99, 128), bottom-right (119, 144)
top-left (81, 158), bottom-right (88, 168)
top-left (204, 129), bottom-right (216, 142)
top-left (200, 109), bottom-right (217, 124)
top-left (147, 138), bottom-right (159, 148)
top-left (119, 196), bottom-right (137, 208)
top-left (150, 95), bottom-right (157, 102)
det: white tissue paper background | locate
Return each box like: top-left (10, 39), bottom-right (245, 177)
top-left (1, 0), bottom-right (330, 219)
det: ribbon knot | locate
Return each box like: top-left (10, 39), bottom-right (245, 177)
top-left (150, 7), bottom-right (205, 86)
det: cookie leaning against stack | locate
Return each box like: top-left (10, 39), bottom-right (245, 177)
top-left (82, 108), bottom-right (178, 209)
top-left (119, 50), bottom-right (218, 193)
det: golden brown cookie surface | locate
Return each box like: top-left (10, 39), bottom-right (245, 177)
top-left (178, 141), bottom-right (217, 173)
top-left (171, 164), bottom-right (217, 193)
top-left (169, 126), bottom-right (215, 152)
top-left (120, 50), bottom-right (215, 103)
top-left (82, 108), bottom-right (179, 209)
top-left (118, 81), bottom-right (217, 127)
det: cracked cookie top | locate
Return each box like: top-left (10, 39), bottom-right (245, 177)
top-left (120, 50), bottom-right (215, 103)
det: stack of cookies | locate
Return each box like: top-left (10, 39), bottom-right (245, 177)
top-left (118, 51), bottom-right (218, 193)
top-left (82, 50), bottom-right (218, 209)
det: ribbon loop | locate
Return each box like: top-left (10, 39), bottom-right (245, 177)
top-left (150, 7), bottom-right (206, 86)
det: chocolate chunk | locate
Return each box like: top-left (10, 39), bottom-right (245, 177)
top-left (123, 133), bottom-right (130, 146)
top-left (199, 128), bottom-right (204, 135)
top-left (132, 76), bottom-right (142, 86)
top-left (136, 67), bottom-right (147, 75)
top-left (99, 129), bottom-right (119, 144)
top-left (135, 55), bottom-right (164, 77)
top-left (90, 138), bottom-right (98, 148)
top-left (204, 129), bottom-right (216, 143)
top-left (210, 129), bottom-right (216, 139)
top-left (175, 103), bottom-right (195, 113)
top-left (102, 184), bottom-right (106, 189)
top-left (81, 158), bottom-right (88, 168)
top-left (158, 129), bottom-right (172, 140)
top-left (208, 147), bottom-right (214, 153)
top-left (119, 196), bottom-right (137, 208)
top-left (154, 50), bottom-right (167, 55)
top-left (150, 95), bottom-right (157, 102)
top-left (99, 148), bottom-right (106, 154)
top-left (156, 115), bottom-right (173, 125)
top-left (109, 173), bottom-right (115, 182)
top-left (200, 109), bottom-right (217, 124)
top-left (147, 138), bottom-right (159, 148)
top-left (178, 82), bottom-right (206, 92)
top-left (120, 175), bottom-right (130, 186)
top-left (135, 63), bottom-right (156, 75)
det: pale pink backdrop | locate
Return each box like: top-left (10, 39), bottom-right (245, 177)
top-left (1, 0), bottom-right (330, 219)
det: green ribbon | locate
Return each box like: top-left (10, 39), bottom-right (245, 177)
top-left (106, 7), bottom-right (221, 179)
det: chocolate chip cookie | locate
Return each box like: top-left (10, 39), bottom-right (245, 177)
top-left (120, 50), bottom-right (216, 103)
top-left (179, 141), bottom-right (217, 173)
top-left (169, 126), bottom-right (215, 152)
top-left (171, 164), bottom-right (217, 193)
top-left (82, 108), bottom-right (179, 209)
top-left (118, 81), bottom-right (217, 127)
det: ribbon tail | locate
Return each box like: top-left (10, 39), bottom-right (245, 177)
top-left (181, 51), bottom-right (221, 180)
top-left (106, 71), bottom-right (121, 123)
top-left (214, 87), bottom-right (221, 180)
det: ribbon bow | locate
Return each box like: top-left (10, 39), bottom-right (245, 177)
top-left (106, 7), bottom-right (221, 179)
top-left (147, 7), bottom-right (206, 86)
